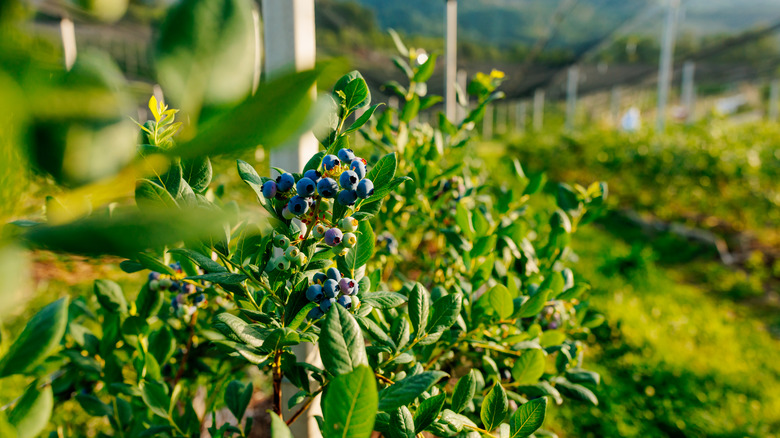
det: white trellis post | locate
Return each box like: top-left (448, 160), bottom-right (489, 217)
top-left (681, 61), bottom-right (695, 123)
top-left (515, 101), bottom-right (527, 133)
top-left (610, 86), bottom-right (621, 126)
top-left (444, 0), bottom-right (458, 122)
top-left (769, 79), bottom-right (779, 122)
top-left (482, 104), bottom-right (493, 140)
top-left (656, 0), bottom-right (681, 131)
top-left (533, 89), bottom-right (545, 131)
top-left (496, 103), bottom-right (507, 135)
top-left (60, 17), bottom-right (77, 71)
top-left (565, 66), bottom-right (578, 131)
top-left (261, 1), bottom-right (321, 437)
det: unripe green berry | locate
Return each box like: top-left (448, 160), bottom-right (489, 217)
top-left (274, 234), bottom-right (290, 249)
top-left (338, 246), bottom-right (350, 256)
top-left (292, 252), bottom-right (306, 267)
top-left (313, 223), bottom-right (327, 239)
top-left (341, 216), bottom-right (358, 232)
top-left (342, 232), bottom-right (357, 248)
top-left (285, 246), bottom-right (300, 260)
top-left (274, 256), bottom-right (291, 271)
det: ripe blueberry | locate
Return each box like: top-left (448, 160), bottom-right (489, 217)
top-left (327, 267), bottom-right (342, 282)
top-left (303, 169), bottom-right (321, 182)
top-left (308, 307), bottom-right (325, 320)
top-left (322, 154), bottom-right (340, 171)
top-left (194, 293), bottom-right (206, 304)
top-left (262, 180), bottom-right (277, 198)
top-left (342, 232), bottom-right (357, 248)
top-left (278, 173), bottom-right (295, 191)
top-left (317, 177), bottom-right (338, 198)
top-left (339, 170), bottom-right (359, 190)
top-left (341, 216), bottom-right (358, 232)
top-left (324, 228), bottom-right (343, 246)
top-left (337, 295), bottom-right (352, 309)
top-left (356, 179), bottom-right (374, 199)
top-left (313, 272), bottom-right (328, 284)
top-left (339, 278), bottom-right (356, 295)
top-left (323, 279), bottom-right (339, 299)
top-left (288, 196), bottom-right (308, 216)
top-left (306, 284), bottom-right (324, 301)
top-left (337, 189), bottom-right (358, 206)
top-left (296, 177), bottom-right (317, 197)
top-left (338, 148), bottom-right (356, 162)
top-left (148, 271), bottom-right (161, 281)
top-left (350, 159), bottom-right (366, 180)
top-left (320, 298), bottom-right (335, 312)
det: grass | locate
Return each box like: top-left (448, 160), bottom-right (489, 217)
top-left (546, 224), bottom-right (780, 437)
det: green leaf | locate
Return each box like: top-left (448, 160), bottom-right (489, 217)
top-left (413, 53), bottom-right (438, 83)
top-left (480, 382), bottom-right (508, 432)
top-left (337, 220), bottom-right (374, 278)
top-left (428, 293), bottom-right (462, 334)
top-left (413, 393), bottom-right (445, 433)
top-left (320, 304), bottom-right (368, 375)
top-left (510, 397), bottom-right (547, 438)
top-left (388, 406), bottom-right (415, 438)
top-left (565, 368), bottom-right (600, 386)
top-left (388, 29), bottom-right (409, 57)
top-left (408, 283), bottom-right (429, 338)
top-left (322, 365), bottom-right (378, 438)
top-left (140, 380), bottom-right (171, 419)
top-left (344, 104), bottom-right (383, 134)
top-left (75, 393), bottom-right (112, 417)
top-left (8, 382), bottom-right (53, 438)
top-left (0, 297), bottom-right (69, 378)
top-left (554, 380), bottom-right (598, 405)
top-left (304, 151), bottom-right (326, 172)
top-left (334, 71), bottom-right (371, 113)
top-left (360, 292), bottom-right (407, 309)
top-left (451, 370), bottom-right (477, 414)
top-left (511, 349), bottom-right (546, 385)
top-left (155, 0), bottom-right (255, 109)
top-left (214, 313), bottom-right (269, 348)
top-left (93, 279), bottom-right (128, 314)
top-left (169, 68), bottom-right (323, 159)
top-left (365, 153), bottom-right (397, 192)
top-left (182, 157), bottom-right (212, 192)
top-left (455, 201), bottom-right (474, 239)
top-left (168, 248), bottom-right (226, 273)
top-left (400, 95), bottom-right (419, 123)
top-left (187, 272), bottom-right (247, 285)
top-left (225, 380), bottom-right (253, 421)
top-left (270, 411), bottom-right (294, 438)
top-left (135, 179), bottom-right (178, 211)
top-left (377, 371), bottom-right (447, 412)
top-left (363, 176), bottom-right (412, 204)
top-left (488, 285), bottom-right (513, 320)
top-left (517, 290), bottom-right (549, 318)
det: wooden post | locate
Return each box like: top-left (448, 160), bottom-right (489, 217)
top-left (565, 66), bottom-right (578, 131)
top-left (610, 86), bottom-right (621, 126)
top-left (445, 0), bottom-right (458, 122)
top-left (533, 89), bottom-right (545, 131)
top-left (482, 104), bottom-right (493, 140)
top-left (261, 2), bottom-right (321, 437)
top-left (456, 69), bottom-right (468, 123)
top-left (769, 79), bottom-right (779, 122)
top-left (515, 101), bottom-right (527, 133)
top-left (60, 17), bottom-right (77, 71)
top-left (681, 61), bottom-right (695, 123)
top-left (656, 0), bottom-right (681, 131)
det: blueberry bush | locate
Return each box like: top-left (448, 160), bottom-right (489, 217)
top-left (0, 2), bottom-right (607, 437)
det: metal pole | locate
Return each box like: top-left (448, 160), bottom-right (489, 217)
top-left (769, 79), bottom-right (779, 122)
top-left (445, 0), bottom-right (458, 122)
top-left (261, 2), bottom-right (321, 436)
top-left (656, 0), bottom-right (681, 131)
top-left (681, 61), bottom-right (695, 123)
top-left (565, 66), bottom-right (579, 131)
top-left (533, 89), bottom-right (545, 131)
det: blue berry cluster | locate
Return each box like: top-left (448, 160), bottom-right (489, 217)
top-left (305, 267), bottom-right (360, 319)
top-left (148, 263), bottom-right (206, 318)
top-left (259, 148), bottom-right (374, 220)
